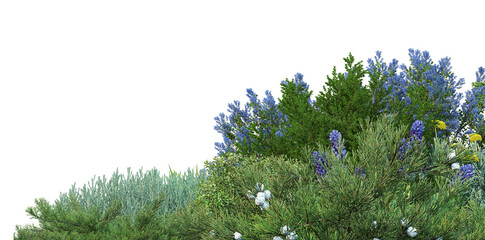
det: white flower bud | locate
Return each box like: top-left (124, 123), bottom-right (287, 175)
top-left (401, 217), bottom-right (409, 226)
top-left (407, 227), bottom-right (418, 237)
top-left (451, 162), bottom-right (461, 170)
top-left (264, 190), bottom-right (271, 200)
top-left (449, 150), bottom-right (456, 159)
top-left (273, 237), bottom-right (284, 240)
top-left (234, 232), bottom-right (242, 239)
top-left (372, 221), bottom-right (377, 228)
top-left (260, 200), bottom-right (270, 210)
top-left (255, 196), bottom-right (264, 206)
top-left (280, 225), bottom-right (289, 234)
top-left (247, 190), bottom-right (255, 199)
top-left (286, 232), bottom-right (298, 240)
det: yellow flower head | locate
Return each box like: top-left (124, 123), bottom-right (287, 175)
top-left (434, 120), bottom-right (446, 130)
top-left (465, 154), bottom-right (479, 162)
top-left (469, 133), bottom-right (482, 142)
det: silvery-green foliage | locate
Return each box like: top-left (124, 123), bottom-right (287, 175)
top-left (55, 165), bottom-right (209, 223)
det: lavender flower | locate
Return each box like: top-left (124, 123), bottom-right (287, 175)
top-left (329, 130), bottom-right (347, 159)
top-left (450, 164), bottom-right (475, 186)
top-left (312, 151), bottom-right (329, 177)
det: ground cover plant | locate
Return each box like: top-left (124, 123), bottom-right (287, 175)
top-left (14, 49), bottom-right (485, 239)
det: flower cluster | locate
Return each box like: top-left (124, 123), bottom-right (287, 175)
top-left (450, 164), bottom-right (475, 186)
top-left (329, 130), bottom-right (347, 159)
top-left (458, 66), bottom-right (485, 148)
top-left (246, 182), bottom-right (272, 211)
top-left (311, 129), bottom-right (366, 180)
top-left (366, 50), bottom-right (485, 156)
top-left (398, 119), bottom-right (426, 163)
top-left (371, 217), bottom-right (444, 239)
top-left (214, 87), bottom-right (290, 158)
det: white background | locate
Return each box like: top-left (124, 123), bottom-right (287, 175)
top-left (1, 1), bottom-right (484, 238)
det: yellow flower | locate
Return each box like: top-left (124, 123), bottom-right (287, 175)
top-left (469, 133), bottom-right (482, 142)
top-left (465, 154), bottom-right (479, 162)
top-left (434, 120), bottom-right (446, 130)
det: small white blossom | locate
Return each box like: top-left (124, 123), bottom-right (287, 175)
top-left (451, 162), bottom-right (461, 170)
top-left (260, 200), bottom-right (270, 210)
top-left (273, 237), bottom-right (284, 240)
top-left (234, 231), bottom-right (242, 239)
top-left (401, 217), bottom-right (409, 226)
top-left (264, 189), bottom-right (272, 199)
top-left (407, 227), bottom-right (418, 237)
top-left (280, 225), bottom-right (289, 234)
top-left (373, 238), bottom-right (380, 240)
top-left (372, 221), bottom-right (377, 228)
top-left (257, 192), bottom-right (266, 200)
top-left (247, 190), bottom-right (255, 199)
top-left (449, 150), bottom-right (456, 159)
top-left (286, 232), bottom-right (298, 240)
top-left (255, 196), bottom-right (264, 206)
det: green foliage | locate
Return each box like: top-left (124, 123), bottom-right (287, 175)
top-left (14, 166), bottom-right (210, 239)
top-left (14, 191), bottom-right (169, 239)
top-left (313, 52), bottom-right (377, 156)
top-left (373, 58), bottom-right (462, 156)
top-left (190, 152), bottom-right (266, 217)
top-left (183, 113), bottom-right (485, 239)
top-left (276, 72), bottom-right (328, 161)
top-left (457, 141), bottom-right (485, 211)
top-left (14, 112), bottom-right (485, 239)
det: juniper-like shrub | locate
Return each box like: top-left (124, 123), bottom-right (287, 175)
top-left (312, 52), bottom-right (377, 156)
top-left (274, 72), bottom-right (328, 161)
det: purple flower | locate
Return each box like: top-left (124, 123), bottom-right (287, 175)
top-left (275, 130), bottom-right (284, 137)
top-left (329, 130), bottom-right (347, 159)
top-left (294, 72), bottom-right (309, 93)
top-left (312, 151), bottom-right (329, 177)
top-left (409, 120), bottom-right (425, 143)
top-left (368, 49), bottom-right (465, 148)
top-left (214, 86), bottom-right (290, 158)
top-left (451, 164), bottom-right (475, 186)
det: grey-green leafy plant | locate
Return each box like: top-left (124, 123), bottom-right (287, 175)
top-left (13, 165), bottom-right (211, 239)
top-left (52, 166), bottom-right (208, 222)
